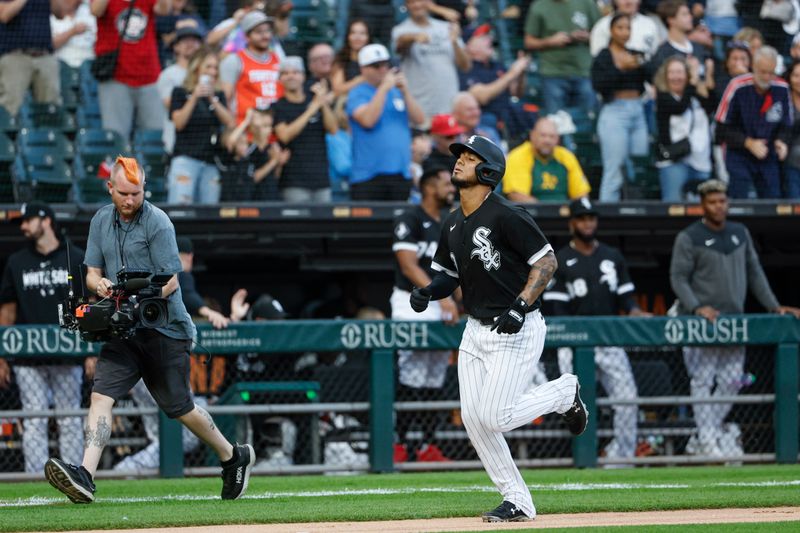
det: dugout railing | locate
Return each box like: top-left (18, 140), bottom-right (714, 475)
top-left (0, 315), bottom-right (797, 479)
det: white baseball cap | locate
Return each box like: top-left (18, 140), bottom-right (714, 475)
top-left (358, 44), bottom-right (391, 67)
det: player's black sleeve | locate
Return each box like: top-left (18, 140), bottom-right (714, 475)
top-left (615, 251), bottom-right (638, 313)
top-left (392, 210), bottom-right (422, 254)
top-left (502, 207), bottom-right (552, 266)
top-left (542, 250), bottom-right (571, 316)
top-left (431, 216), bottom-right (458, 279)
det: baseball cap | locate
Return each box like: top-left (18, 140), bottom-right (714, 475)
top-left (430, 114), bottom-right (465, 137)
top-left (569, 197), bottom-right (598, 218)
top-left (176, 237), bottom-right (193, 254)
top-left (358, 43), bottom-right (391, 67)
top-left (463, 23), bottom-right (492, 41)
top-left (241, 11), bottom-right (272, 34)
top-left (420, 160), bottom-right (450, 182)
top-left (250, 294), bottom-right (288, 320)
top-left (280, 56), bottom-right (305, 72)
top-left (18, 201), bottom-right (55, 223)
top-left (172, 25), bottom-right (204, 47)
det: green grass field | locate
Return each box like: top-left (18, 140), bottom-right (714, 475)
top-left (0, 465), bottom-right (798, 531)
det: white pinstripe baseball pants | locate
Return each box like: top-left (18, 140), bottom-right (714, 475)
top-left (459, 313), bottom-right (578, 518)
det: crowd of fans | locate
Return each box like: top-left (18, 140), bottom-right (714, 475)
top-left (3, 0), bottom-right (800, 202)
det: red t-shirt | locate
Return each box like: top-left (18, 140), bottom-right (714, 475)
top-left (93, 0), bottom-right (160, 87)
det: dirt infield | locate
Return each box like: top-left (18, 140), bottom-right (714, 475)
top-left (72, 506), bottom-right (800, 532)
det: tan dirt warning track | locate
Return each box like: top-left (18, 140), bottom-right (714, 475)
top-left (69, 506), bottom-right (800, 532)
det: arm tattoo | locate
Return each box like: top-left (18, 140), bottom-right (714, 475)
top-left (84, 415), bottom-right (111, 449)
top-left (196, 405), bottom-right (216, 432)
top-left (520, 251), bottom-right (557, 304)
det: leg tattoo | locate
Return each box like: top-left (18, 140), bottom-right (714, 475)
top-left (196, 405), bottom-right (216, 432)
top-left (84, 416), bottom-right (111, 449)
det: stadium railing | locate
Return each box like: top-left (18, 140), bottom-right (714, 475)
top-left (0, 315), bottom-right (797, 479)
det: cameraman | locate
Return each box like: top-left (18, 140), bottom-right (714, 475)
top-left (44, 157), bottom-right (254, 504)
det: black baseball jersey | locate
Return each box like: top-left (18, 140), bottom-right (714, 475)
top-left (432, 194), bottom-right (552, 319)
top-left (392, 205), bottom-right (443, 292)
top-left (543, 242), bottom-right (636, 316)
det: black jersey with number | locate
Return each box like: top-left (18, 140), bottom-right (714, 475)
top-left (543, 242), bottom-right (636, 316)
top-left (432, 193), bottom-right (552, 319)
top-left (392, 205), bottom-right (443, 292)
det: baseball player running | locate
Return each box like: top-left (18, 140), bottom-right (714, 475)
top-left (410, 135), bottom-right (588, 522)
top-left (544, 198), bottom-right (651, 464)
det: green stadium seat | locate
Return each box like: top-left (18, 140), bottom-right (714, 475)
top-left (19, 103), bottom-right (76, 133)
top-left (72, 158), bottom-right (111, 204)
top-left (18, 128), bottom-right (75, 161)
top-left (76, 103), bottom-right (102, 129)
top-left (624, 154), bottom-right (661, 200)
top-left (0, 106), bottom-right (19, 137)
top-left (12, 154), bottom-right (73, 202)
top-left (76, 128), bottom-right (129, 157)
top-left (133, 129), bottom-right (165, 153)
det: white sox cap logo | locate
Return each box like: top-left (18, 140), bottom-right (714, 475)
top-left (471, 227), bottom-right (500, 271)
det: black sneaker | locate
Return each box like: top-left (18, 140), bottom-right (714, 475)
top-left (481, 500), bottom-right (533, 522)
top-left (44, 458), bottom-right (96, 504)
top-left (562, 381), bottom-right (588, 436)
top-left (221, 443), bottom-right (255, 500)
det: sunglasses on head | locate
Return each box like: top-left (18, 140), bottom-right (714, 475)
top-left (727, 40), bottom-right (751, 50)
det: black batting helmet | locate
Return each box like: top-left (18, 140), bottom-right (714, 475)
top-left (449, 135), bottom-right (505, 188)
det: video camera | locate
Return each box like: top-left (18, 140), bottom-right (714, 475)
top-left (58, 270), bottom-right (171, 342)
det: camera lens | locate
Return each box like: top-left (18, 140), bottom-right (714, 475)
top-left (138, 298), bottom-right (168, 328)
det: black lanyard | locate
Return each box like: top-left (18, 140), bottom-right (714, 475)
top-left (114, 208), bottom-right (143, 271)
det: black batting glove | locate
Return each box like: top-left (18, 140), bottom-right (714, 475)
top-left (410, 287), bottom-right (432, 313)
top-left (491, 297), bottom-right (528, 334)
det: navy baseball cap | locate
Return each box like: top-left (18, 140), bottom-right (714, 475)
top-left (18, 202), bottom-right (55, 223)
top-left (569, 197), bottom-right (598, 218)
top-left (250, 294), bottom-right (288, 320)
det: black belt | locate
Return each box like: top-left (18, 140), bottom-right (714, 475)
top-left (10, 48), bottom-right (50, 57)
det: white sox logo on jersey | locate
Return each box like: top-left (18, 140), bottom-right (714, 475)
top-left (471, 227), bottom-right (500, 271)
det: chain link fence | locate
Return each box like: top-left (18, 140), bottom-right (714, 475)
top-left (0, 327), bottom-right (793, 476)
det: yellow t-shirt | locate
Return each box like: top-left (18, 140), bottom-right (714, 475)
top-left (502, 141), bottom-right (591, 201)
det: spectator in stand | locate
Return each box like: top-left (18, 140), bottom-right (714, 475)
top-left (654, 56), bottom-right (714, 201)
top-left (349, 0), bottom-right (394, 48)
top-left (733, 27), bottom-right (785, 75)
top-left (0, 203), bottom-right (88, 474)
top-left (702, 0), bottom-right (739, 59)
top-left (459, 23), bottom-right (534, 142)
top-left (50, 0), bottom-right (96, 69)
top-left (669, 179), bottom-right (800, 458)
top-left (157, 24), bottom-right (203, 154)
top-left (790, 33), bottom-right (800, 62)
top-left (451, 91), bottom-right (502, 147)
top-left (168, 46), bottom-right (236, 204)
top-left (326, 99), bottom-right (352, 201)
top-left (591, 13), bottom-right (649, 202)
top-left (503, 117), bottom-right (591, 202)
top-left (714, 40), bottom-right (751, 96)
top-left (648, 0), bottom-right (712, 79)
top-left (0, 0), bottom-right (66, 116)
top-left (91, 0), bottom-right (169, 140)
top-left (423, 113), bottom-right (463, 171)
top-left (273, 56), bottom-right (338, 202)
top-left (736, 0), bottom-right (792, 55)
top-left (206, 0), bottom-right (263, 54)
top-left (590, 0), bottom-right (661, 59)
top-left (524, 0), bottom-right (601, 116)
top-left (714, 46), bottom-right (791, 199)
top-left (391, 0), bottom-right (471, 117)
top-left (263, 0), bottom-right (293, 55)
top-left (220, 11), bottom-right (283, 124)
top-left (409, 128), bottom-right (432, 202)
top-left (306, 43), bottom-right (334, 88)
top-left (347, 43), bottom-right (426, 200)
top-left (784, 61), bottom-right (800, 198)
top-left (222, 107), bottom-right (288, 200)
top-left (155, 0), bottom-right (206, 67)
top-left (331, 19), bottom-right (370, 97)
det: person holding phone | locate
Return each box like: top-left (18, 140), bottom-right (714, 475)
top-left (167, 46), bottom-right (236, 205)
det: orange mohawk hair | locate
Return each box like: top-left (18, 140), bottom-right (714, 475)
top-left (115, 156), bottom-right (141, 185)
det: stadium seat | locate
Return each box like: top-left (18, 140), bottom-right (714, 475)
top-left (133, 129), bottom-right (165, 153)
top-left (0, 106), bottom-right (19, 137)
top-left (72, 156), bottom-right (111, 204)
top-left (0, 133), bottom-right (16, 201)
top-left (12, 153), bottom-right (73, 202)
top-left (625, 154), bottom-right (661, 200)
top-left (139, 154), bottom-right (169, 181)
top-left (76, 128), bottom-right (129, 157)
top-left (144, 175), bottom-right (168, 202)
top-left (17, 128), bottom-right (75, 161)
top-left (19, 103), bottom-right (76, 134)
top-left (76, 102), bottom-right (102, 129)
